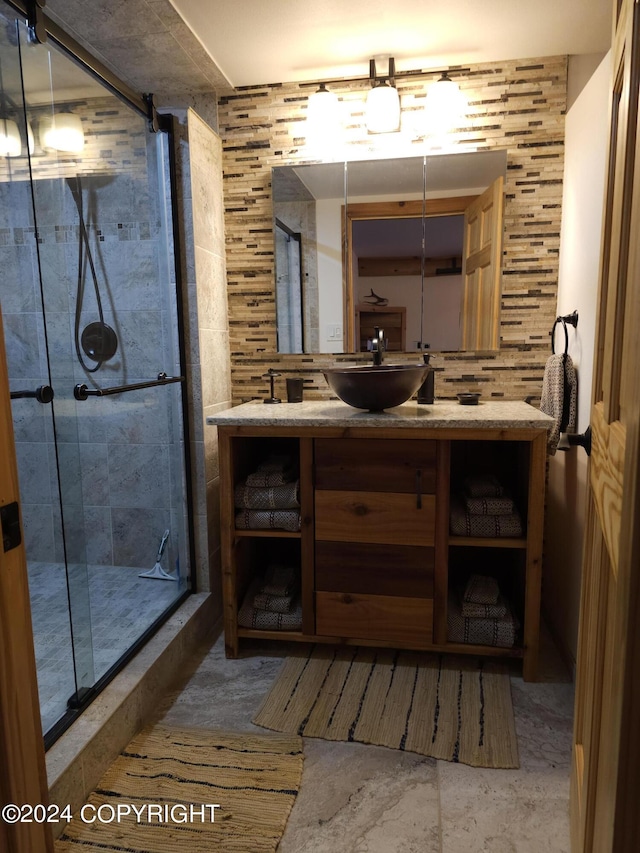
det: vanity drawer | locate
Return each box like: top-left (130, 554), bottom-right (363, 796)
top-left (315, 591), bottom-right (433, 646)
top-left (315, 438), bottom-right (436, 493)
top-left (315, 541), bottom-right (434, 598)
top-left (315, 490), bottom-right (435, 546)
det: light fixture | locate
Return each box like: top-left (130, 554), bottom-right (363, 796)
top-left (365, 58), bottom-right (401, 134)
top-left (39, 110), bottom-right (84, 153)
top-left (306, 83), bottom-right (341, 142)
top-left (0, 117), bottom-right (21, 157)
top-left (424, 71), bottom-right (467, 137)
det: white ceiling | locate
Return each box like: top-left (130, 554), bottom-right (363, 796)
top-left (170, 0), bottom-right (613, 88)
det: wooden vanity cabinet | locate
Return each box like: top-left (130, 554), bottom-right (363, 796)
top-left (217, 423), bottom-right (547, 681)
top-left (314, 438), bottom-right (446, 647)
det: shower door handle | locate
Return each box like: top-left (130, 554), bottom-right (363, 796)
top-left (74, 373), bottom-right (184, 400)
top-left (10, 384), bottom-right (54, 404)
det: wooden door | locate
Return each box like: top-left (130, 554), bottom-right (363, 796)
top-left (0, 310), bottom-right (53, 852)
top-left (570, 0), bottom-right (640, 849)
top-left (461, 175), bottom-right (504, 350)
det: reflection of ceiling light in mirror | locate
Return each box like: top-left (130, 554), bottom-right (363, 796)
top-left (39, 112), bottom-right (84, 153)
top-left (0, 118), bottom-right (21, 157)
top-left (27, 122), bottom-right (34, 155)
top-left (424, 72), bottom-right (467, 136)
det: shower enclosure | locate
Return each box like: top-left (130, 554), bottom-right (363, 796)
top-left (0, 2), bottom-right (192, 744)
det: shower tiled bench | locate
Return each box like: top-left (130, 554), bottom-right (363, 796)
top-left (207, 400), bottom-right (553, 681)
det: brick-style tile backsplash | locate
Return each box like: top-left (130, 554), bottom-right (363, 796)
top-left (217, 57), bottom-right (567, 405)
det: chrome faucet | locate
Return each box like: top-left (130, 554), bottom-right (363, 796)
top-left (371, 326), bottom-right (385, 365)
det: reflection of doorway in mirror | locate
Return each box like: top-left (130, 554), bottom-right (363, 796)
top-left (352, 215), bottom-right (465, 352)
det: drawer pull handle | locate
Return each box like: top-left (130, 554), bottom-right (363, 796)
top-left (416, 469), bottom-right (422, 509)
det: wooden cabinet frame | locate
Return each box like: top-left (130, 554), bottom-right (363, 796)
top-left (218, 423), bottom-right (547, 681)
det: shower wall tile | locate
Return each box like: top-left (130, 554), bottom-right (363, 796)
top-left (186, 364), bottom-right (204, 443)
top-left (10, 400), bottom-right (51, 443)
top-left (51, 441), bottom-right (84, 508)
top-left (192, 511), bottom-right (211, 593)
top-left (39, 312), bottom-right (77, 381)
top-left (108, 444), bottom-right (170, 509)
top-left (97, 241), bottom-right (160, 312)
top-left (79, 443), bottom-right (110, 507)
top-left (102, 394), bottom-right (171, 446)
top-left (83, 506), bottom-right (114, 565)
top-left (113, 310), bottom-right (165, 379)
top-left (194, 246), bottom-right (229, 331)
top-left (16, 441), bottom-right (53, 506)
top-left (112, 507), bottom-right (171, 568)
top-left (0, 246), bottom-right (37, 312)
top-left (20, 503), bottom-right (55, 563)
top-left (189, 110), bottom-right (226, 256)
top-left (200, 329), bottom-right (232, 409)
top-left (3, 313), bottom-right (43, 379)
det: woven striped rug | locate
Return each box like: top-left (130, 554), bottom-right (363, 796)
top-left (55, 725), bottom-right (303, 852)
top-left (253, 646), bottom-right (518, 769)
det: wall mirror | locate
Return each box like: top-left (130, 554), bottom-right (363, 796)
top-left (272, 149), bottom-right (508, 354)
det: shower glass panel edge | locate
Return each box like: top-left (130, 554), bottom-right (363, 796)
top-left (1, 1), bottom-right (194, 746)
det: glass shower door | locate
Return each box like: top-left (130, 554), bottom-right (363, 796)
top-left (1, 3), bottom-right (191, 741)
top-left (0, 7), bottom-right (92, 734)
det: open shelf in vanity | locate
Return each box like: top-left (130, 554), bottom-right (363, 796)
top-left (211, 400), bottom-right (551, 681)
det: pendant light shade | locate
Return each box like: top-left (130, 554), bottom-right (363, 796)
top-left (0, 118), bottom-right (21, 157)
top-left (365, 57), bottom-right (401, 134)
top-left (39, 111), bottom-right (84, 153)
top-left (365, 82), bottom-right (401, 133)
top-left (306, 83), bottom-right (341, 143)
top-left (424, 72), bottom-right (467, 136)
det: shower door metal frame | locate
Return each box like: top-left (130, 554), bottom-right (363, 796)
top-left (2, 0), bottom-right (198, 746)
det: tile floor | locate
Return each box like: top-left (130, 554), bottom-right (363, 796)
top-left (28, 561), bottom-right (182, 733)
top-left (152, 629), bottom-right (574, 853)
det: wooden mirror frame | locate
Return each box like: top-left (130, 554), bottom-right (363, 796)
top-left (343, 195), bottom-right (480, 352)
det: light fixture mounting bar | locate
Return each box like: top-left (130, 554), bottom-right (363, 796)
top-left (298, 64), bottom-right (471, 90)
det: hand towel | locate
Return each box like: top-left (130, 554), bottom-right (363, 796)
top-left (450, 496), bottom-right (523, 538)
top-left (463, 474), bottom-right (505, 498)
top-left (238, 578), bottom-right (302, 631)
top-left (262, 563), bottom-right (299, 596)
top-left (448, 591), bottom-right (518, 648)
top-left (540, 353), bottom-right (578, 454)
top-left (245, 455), bottom-right (297, 487)
top-left (234, 480), bottom-right (300, 510)
top-left (464, 495), bottom-right (514, 515)
top-left (461, 593), bottom-right (509, 619)
top-left (235, 509), bottom-right (301, 532)
top-left (462, 574), bottom-right (500, 605)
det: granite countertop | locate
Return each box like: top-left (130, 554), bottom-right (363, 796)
top-left (206, 399), bottom-right (555, 430)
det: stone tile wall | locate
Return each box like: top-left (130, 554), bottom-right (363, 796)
top-left (217, 56), bottom-right (567, 404)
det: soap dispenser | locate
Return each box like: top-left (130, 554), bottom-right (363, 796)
top-left (417, 353), bottom-right (435, 404)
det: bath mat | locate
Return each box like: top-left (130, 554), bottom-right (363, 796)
top-left (253, 646), bottom-right (519, 769)
top-left (55, 725), bottom-right (303, 852)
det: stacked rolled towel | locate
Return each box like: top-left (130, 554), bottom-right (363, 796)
top-left (235, 455), bottom-right (300, 532)
top-left (449, 474), bottom-right (523, 538)
top-left (447, 573), bottom-right (519, 648)
top-left (237, 564), bottom-right (302, 631)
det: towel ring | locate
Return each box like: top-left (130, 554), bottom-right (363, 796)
top-left (551, 310), bottom-right (578, 356)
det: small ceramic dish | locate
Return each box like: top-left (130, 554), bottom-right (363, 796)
top-left (457, 392), bottom-right (481, 405)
